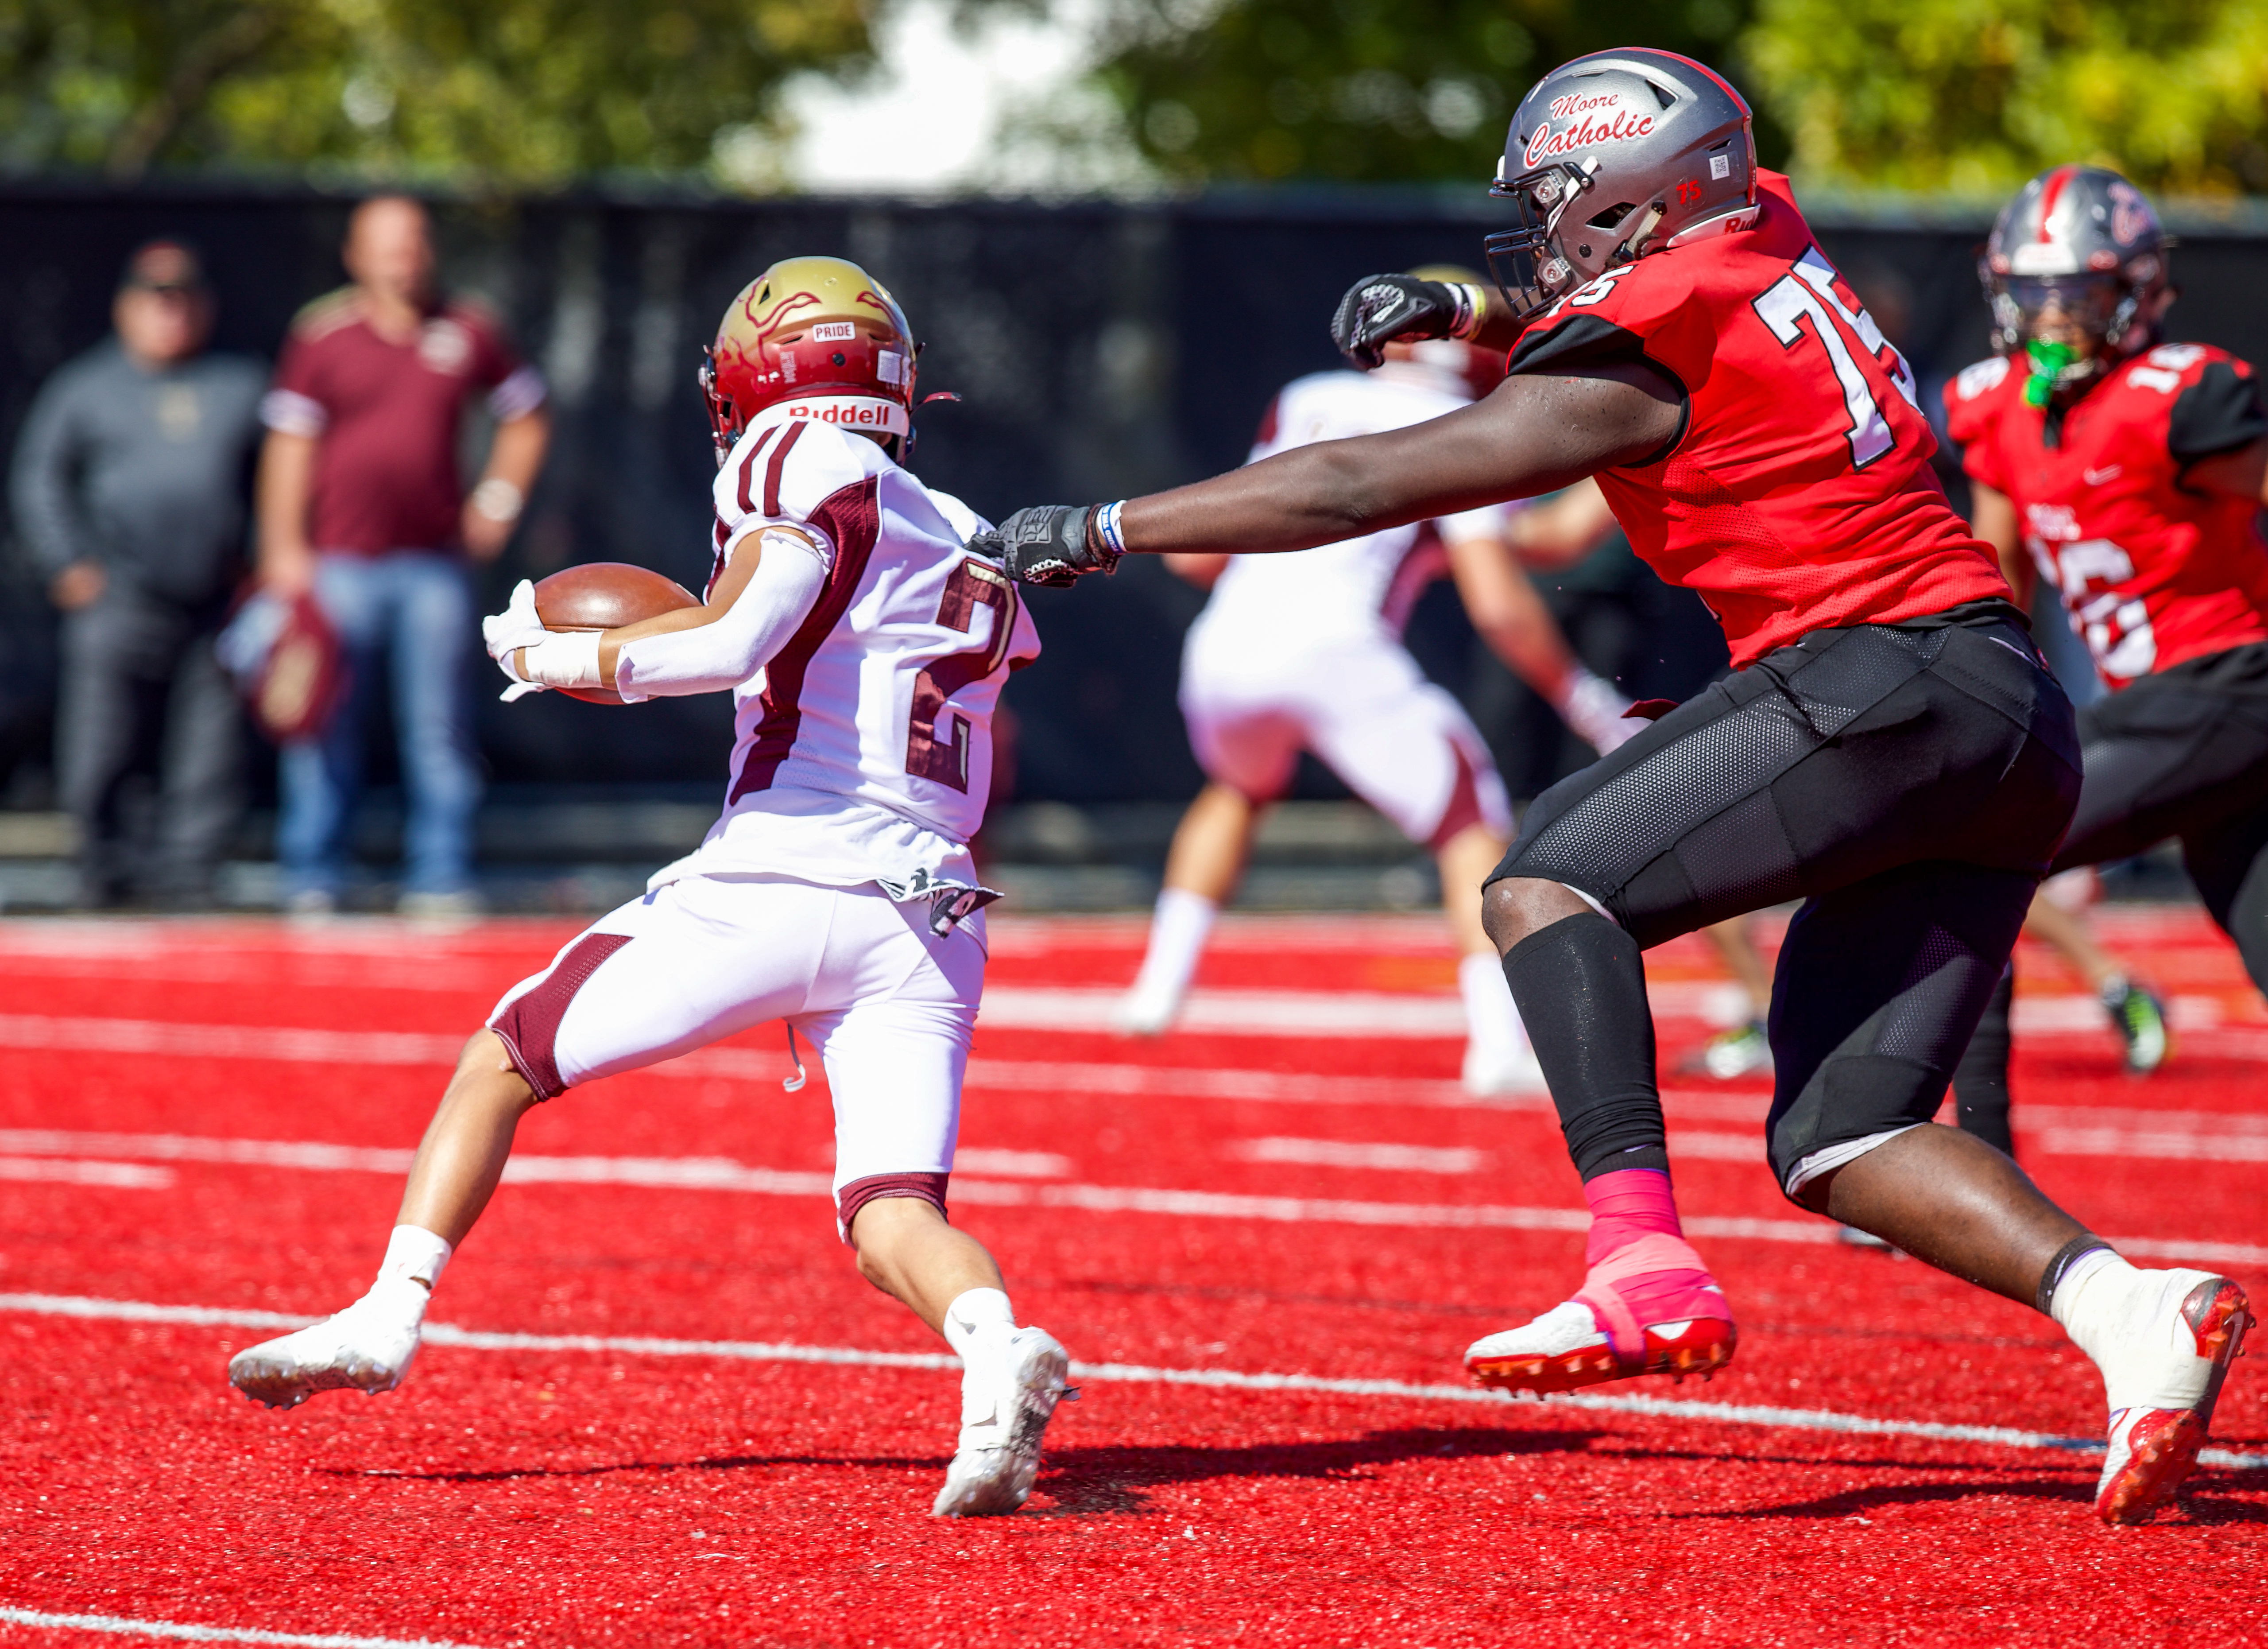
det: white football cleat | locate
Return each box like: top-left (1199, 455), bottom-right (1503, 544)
top-left (1112, 985), bottom-right (1181, 1039)
top-left (933, 1325), bottom-right (1074, 1517)
top-left (2093, 1273), bottom-right (2250, 1525)
top-left (1463, 1040), bottom-right (1548, 1097)
top-left (228, 1280), bottom-right (427, 1410)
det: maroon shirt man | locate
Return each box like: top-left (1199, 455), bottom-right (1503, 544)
top-left (254, 195), bottom-right (550, 916)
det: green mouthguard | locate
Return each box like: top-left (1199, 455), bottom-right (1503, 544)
top-left (2024, 338), bottom-right (2081, 408)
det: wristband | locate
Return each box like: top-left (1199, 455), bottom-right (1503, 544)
top-left (471, 477), bottom-right (526, 523)
top-left (1448, 283), bottom-right (1488, 341)
top-left (519, 630), bottom-right (603, 691)
top-left (1092, 501), bottom-right (1128, 559)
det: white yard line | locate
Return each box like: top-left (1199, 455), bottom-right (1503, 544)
top-left (11, 995), bottom-right (2253, 1083)
top-left (0, 1603), bottom-right (476, 1647)
top-left (4, 1127), bottom-right (2262, 1266)
top-left (1, 1290), bottom-right (2260, 1473)
top-left (13, 1013), bottom-right (2268, 1139)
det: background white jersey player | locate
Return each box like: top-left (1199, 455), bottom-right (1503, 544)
top-left (1120, 273), bottom-right (1625, 1095)
top-left (226, 257), bottom-right (1072, 1519)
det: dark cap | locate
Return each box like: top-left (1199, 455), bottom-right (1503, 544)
top-left (119, 240), bottom-right (208, 296)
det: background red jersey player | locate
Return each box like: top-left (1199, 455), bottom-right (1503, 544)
top-left (970, 49), bottom-right (2250, 1527)
top-left (1943, 163), bottom-right (2268, 1147)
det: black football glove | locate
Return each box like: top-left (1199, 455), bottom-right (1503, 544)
top-left (967, 504), bottom-right (1123, 588)
top-left (1330, 273), bottom-right (1468, 369)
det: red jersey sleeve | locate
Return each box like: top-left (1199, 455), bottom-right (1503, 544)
top-left (1942, 356), bottom-right (2020, 497)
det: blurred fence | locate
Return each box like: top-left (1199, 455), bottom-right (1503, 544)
top-left (4, 180), bottom-right (2267, 809)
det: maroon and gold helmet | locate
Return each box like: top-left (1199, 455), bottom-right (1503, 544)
top-left (697, 256), bottom-right (917, 466)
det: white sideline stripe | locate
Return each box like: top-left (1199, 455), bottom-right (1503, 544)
top-left (0, 1156), bottom-right (174, 1189)
top-left (12, 1011), bottom-right (2268, 1138)
top-left (1227, 1138), bottom-right (1486, 1175)
top-left (0, 1602), bottom-right (474, 1647)
top-left (3, 1291), bottom-right (2260, 1474)
top-left (980, 987), bottom-right (1470, 1037)
top-left (4, 1128), bottom-right (2262, 1265)
top-left (2037, 1129), bottom-right (2268, 1162)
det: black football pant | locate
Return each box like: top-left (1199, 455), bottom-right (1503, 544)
top-left (1488, 606), bottom-right (2081, 1199)
top-left (1953, 641), bottom-right (2268, 1152)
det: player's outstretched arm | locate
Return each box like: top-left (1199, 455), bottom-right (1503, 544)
top-left (484, 527), bottom-right (828, 701)
top-left (973, 365), bottom-right (1682, 586)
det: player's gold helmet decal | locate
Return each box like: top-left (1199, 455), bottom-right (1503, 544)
top-left (699, 256), bottom-right (917, 466)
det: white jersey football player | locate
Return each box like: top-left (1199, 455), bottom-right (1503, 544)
top-left (1119, 283), bottom-right (1627, 1094)
top-left (227, 258), bottom-right (1072, 1519)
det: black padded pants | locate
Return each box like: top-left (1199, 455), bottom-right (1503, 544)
top-left (2053, 642), bottom-right (2268, 991)
top-left (1490, 609), bottom-right (2080, 1194)
top-left (1947, 641), bottom-right (2268, 1134)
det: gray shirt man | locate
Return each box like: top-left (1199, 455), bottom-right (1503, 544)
top-left (8, 240), bottom-right (265, 905)
top-left (12, 337), bottom-right (266, 609)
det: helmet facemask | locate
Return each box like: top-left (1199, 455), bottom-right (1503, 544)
top-left (1987, 272), bottom-right (2151, 409)
top-left (1482, 160), bottom-right (1599, 320)
top-left (698, 346), bottom-right (740, 469)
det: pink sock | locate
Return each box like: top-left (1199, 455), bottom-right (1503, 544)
top-left (1577, 1168), bottom-right (1723, 1352)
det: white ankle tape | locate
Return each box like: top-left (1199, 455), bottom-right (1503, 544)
top-left (379, 1225), bottom-right (453, 1292)
top-left (941, 1288), bottom-right (1015, 1358)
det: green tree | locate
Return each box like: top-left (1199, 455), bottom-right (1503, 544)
top-left (1741, 0), bottom-right (2268, 194)
top-left (0, 0), bottom-right (875, 186)
top-left (1088, 0), bottom-right (1774, 186)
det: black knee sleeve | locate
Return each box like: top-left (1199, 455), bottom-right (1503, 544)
top-left (1502, 912), bottom-right (1665, 1179)
top-left (1951, 964), bottom-right (2015, 1157)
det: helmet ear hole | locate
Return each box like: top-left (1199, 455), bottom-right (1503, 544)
top-left (1587, 202), bottom-right (1637, 231)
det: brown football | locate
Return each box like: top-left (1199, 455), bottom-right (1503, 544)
top-left (531, 563), bottom-right (701, 705)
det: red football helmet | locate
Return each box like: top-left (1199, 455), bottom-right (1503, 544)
top-left (697, 256), bottom-right (918, 466)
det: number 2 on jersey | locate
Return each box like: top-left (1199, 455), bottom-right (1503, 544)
top-left (906, 559), bottom-right (1019, 793)
top-left (1752, 248), bottom-right (1919, 470)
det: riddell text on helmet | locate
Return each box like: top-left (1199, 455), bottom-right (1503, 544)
top-left (1524, 99), bottom-right (1657, 167)
top-left (783, 396), bottom-right (910, 435)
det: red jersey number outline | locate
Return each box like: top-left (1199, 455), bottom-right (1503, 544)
top-left (906, 557), bottom-right (1019, 793)
top-left (1751, 248), bottom-right (1921, 471)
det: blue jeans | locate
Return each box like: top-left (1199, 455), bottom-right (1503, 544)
top-left (279, 552), bottom-right (482, 898)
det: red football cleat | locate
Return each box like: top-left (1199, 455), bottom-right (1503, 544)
top-left (1464, 1232), bottom-right (1737, 1393)
top-left (2095, 1276), bottom-right (2250, 1526)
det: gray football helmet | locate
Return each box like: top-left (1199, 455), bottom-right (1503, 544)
top-left (1981, 164), bottom-right (2169, 360)
top-left (1484, 48), bottom-right (1757, 322)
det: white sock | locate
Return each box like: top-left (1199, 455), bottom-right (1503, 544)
top-left (1127, 888), bottom-right (1217, 1007)
top-left (1459, 951), bottom-right (1531, 1063)
top-left (941, 1287), bottom-right (1016, 1361)
top-left (2051, 1250), bottom-right (2210, 1413)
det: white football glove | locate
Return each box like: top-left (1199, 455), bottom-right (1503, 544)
top-left (482, 579), bottom-right (551, 700)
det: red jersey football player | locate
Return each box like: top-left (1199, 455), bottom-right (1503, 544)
top-left (974, 50), bottom-right (2250, 1525)
top-left (1943, 164), bottom-right (2268, 1137)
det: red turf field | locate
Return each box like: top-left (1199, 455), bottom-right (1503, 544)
top-left (1, 906), bottom-right (2264, 1647)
